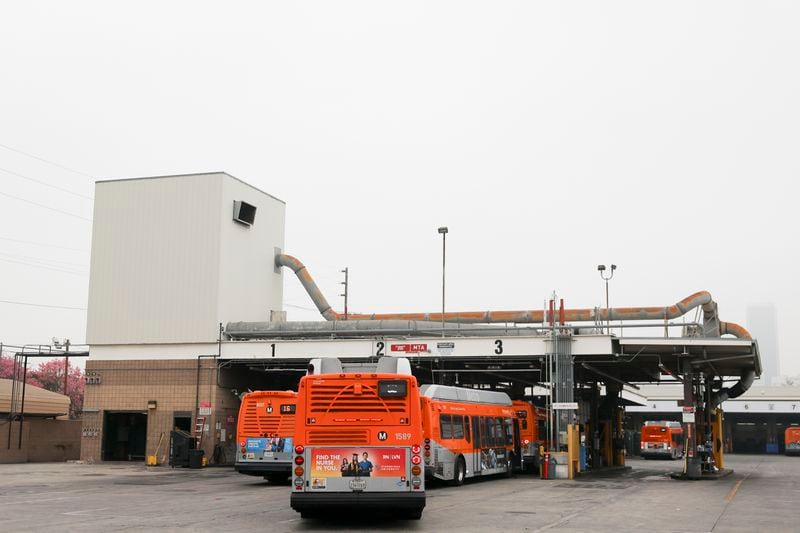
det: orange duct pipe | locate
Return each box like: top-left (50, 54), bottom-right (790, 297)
top-left (276, 254), bottom-right (751, 339)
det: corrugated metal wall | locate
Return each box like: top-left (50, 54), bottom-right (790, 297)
top-left (87, 173), bottom-right (284, 345)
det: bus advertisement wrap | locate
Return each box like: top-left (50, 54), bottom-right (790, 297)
top-left (310, 448), bottom-right (407, 478)
top-left (246, 436), bottom-right (293, 455)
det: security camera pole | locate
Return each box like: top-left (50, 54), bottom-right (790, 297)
top-left (597, 264), bottom-right (616, 334)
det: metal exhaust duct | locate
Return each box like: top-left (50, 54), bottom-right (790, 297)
top-left (275, 254), bottom-right (751, 338)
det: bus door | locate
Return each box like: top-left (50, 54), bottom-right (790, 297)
top-left (513, 418), bottom-right (522, 469)
top-left (471, 415), bottom-right (481, 475)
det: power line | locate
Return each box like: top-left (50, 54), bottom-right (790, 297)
top-left (284, 303), bottom-right (319, 312)
top-left (0, 236), bottom-right (87, 253)
top-left (0, 256), bottom-right (87, 276)
top-left (0, 190), bottom-right (92, 221)
top-left (0, 166), bottom-right (93, 200)
top-left (0, 251), bottom-right (88, 268)
top-left (0, 299), bottom-right (86, 311)
top-left (0, 142), bottom-right (95, 180)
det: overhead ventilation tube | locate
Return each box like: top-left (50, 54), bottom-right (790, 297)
top-left (275, 254), bottom-right (339, 321)
top-left (275, 254), bottom-right (751, 339)
top-left (274, 252), bottom-right (759, 406)
top-left (711, 369), bottom-right (756, 409)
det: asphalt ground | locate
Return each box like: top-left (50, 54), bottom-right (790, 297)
top-left (0, 455), bottom-right (798, 532)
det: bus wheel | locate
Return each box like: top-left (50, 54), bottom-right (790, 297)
top-left (450, 457), bottom-right (466, 486)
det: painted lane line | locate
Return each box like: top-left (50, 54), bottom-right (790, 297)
top-left (725, 479), bottom-right (743, 502)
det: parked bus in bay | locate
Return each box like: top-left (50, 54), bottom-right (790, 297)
top-left (421, 385), bottom-right (520, 485)
top-left (640, 421), bottom-right (683, 459)
top-left (290, 358), bottom-right (425, 520)
top-left (785, 426), bottom-right (800, 456)
top-left (512, 400), bottom-right (547, 471)
top-left (235, 390), bottom-right (297, 482)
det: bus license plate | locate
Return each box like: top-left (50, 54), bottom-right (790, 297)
top-left (349, 479), bottom-right (367, 491)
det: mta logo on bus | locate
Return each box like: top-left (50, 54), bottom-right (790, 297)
top-left (378, 431), bottom-right (388, 441)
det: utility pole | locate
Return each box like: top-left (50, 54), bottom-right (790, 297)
top-left (63, 339), bottom-right (71, 399)
top-left (340, 268), bottom-right (349, 320)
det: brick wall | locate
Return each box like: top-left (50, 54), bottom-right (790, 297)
top-left (81, 359), bottom-right (240, 464)
top-left (0, 419), bottom-right (80, 463)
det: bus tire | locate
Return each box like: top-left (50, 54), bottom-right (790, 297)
top-left (450, 457), bottom-right (466, 486)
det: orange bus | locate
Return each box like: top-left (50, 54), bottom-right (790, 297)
top-left (421, 385), bottom-right (520, 484)
top-left (290, 358), bottom-right (425, 520)
top-left (512, 400), bottom-right (546, 471)
top-left (785, 426), bottom-right (800, 456)
top-left (235, 390), bottom-right (297, 482)
top-left (640, 421), bottom-right (683, 459)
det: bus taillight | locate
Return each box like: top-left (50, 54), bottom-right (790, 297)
top-left (411, 455), bottom-right (422, 465)
top-left (424, 438), bottom-right (431, 444)
top-left (239, 440), bottom-right (246, 447)
top-left (411, 445), bottom-right (421, 454)
top-left (294, 445), bottom-right (304, 455)
top-left (295, 466), bottom-right (304, 476)
top-left (411, 466), bottom-right (422, 476)
top-left (294, 456), bottom-right (305, 465)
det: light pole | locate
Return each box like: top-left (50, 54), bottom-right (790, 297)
top-left (438, 227), bottom-right (448, 337)
top-left (597, 264), bottom-right (616, 334)
top-left (340, 268), bottom-right (349, 320)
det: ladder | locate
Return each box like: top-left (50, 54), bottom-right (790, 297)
top-left (194, 416), bottom-right (206, 449)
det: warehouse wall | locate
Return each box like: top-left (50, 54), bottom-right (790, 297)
top-left (0, 419), bottom-right (81, 463)
top-left (86, 172), bottom-right (286, 345)
top-left (86, 174), bottom-right (223, 344)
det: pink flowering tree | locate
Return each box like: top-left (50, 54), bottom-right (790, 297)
top-left (0, 354), bottom-right (84, 418)
top-left (0, 353), bottom-right (44, 388)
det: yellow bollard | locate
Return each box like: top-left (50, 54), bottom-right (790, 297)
top-left (712, 408), bottom-right (724, 470)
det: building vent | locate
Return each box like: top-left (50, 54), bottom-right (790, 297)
top-left (233, 200), bottom-right (257, 226)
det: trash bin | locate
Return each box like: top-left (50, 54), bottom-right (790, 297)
top-left (550, 452), bottom-right (568, 479)
top-left (188, 449), bottom-right (205, 469)
top-left (169, 430), bottom-right (195, 468)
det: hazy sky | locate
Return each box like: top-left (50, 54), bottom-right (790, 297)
top-left (1, 2), bottom-right (798, 374)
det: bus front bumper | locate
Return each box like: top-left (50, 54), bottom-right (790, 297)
top-left (291, 491), bottom-right (426, 513)
top-left (640, 449), bottom-right (673, 459)
top-left (234, 462), bottom-right (291, 476)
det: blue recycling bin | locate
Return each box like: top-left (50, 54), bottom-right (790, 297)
top-left (766, 443), bottom-right (779, 454)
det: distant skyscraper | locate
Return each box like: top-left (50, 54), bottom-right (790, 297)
top-left (746, 304), bottom-right (780, 385)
